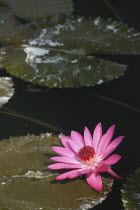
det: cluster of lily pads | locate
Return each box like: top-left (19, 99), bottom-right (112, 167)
top-left (0, 0), bottom-right (140, 209)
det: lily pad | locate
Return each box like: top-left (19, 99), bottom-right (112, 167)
top-left (0, 133), bottom-right (113, 209)
top-left (0, 77), bottom-right (14, 108)
top-left (27, 16), bottom-right (140, 55)
top-left (0, 46), bottom-right (127, 87)
top-left (2, 16), bottom-right (140, 87)
top-left (3, 0), bottom-right (74, 21)
top-left (121, 168), bottom-right (140, 210)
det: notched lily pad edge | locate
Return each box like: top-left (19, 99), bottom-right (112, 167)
top-left (0, 60), bottom-right (127, 89)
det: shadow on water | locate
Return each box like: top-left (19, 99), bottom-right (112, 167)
top-left (0, 0), bottom-right (140, 209)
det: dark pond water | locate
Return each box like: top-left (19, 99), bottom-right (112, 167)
top-left (0, 0), bottom-right (140, 209)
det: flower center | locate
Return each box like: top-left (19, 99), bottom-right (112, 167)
top-left (78, 146), bottom-right (96, 166)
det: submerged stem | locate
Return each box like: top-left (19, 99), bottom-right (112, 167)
top-left (104, 0), bottom-right (122, 21)
top-left (0, 108), bottom-right (64, 133)
top-left (80, 90), bottom-right (140, 113)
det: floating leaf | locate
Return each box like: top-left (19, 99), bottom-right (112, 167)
top-left (0, 133), bottom-right (113, 209)
top-left (121, 168), bottom-right (140, 210)
top-left (3, 0), bottom-right (74, 21)
top-left (0, 77), bottom-right (14, 108)
top-left (2, 16), bottom-right (140, 87)
top-left (0, 46), bottom-right (127, 87)
top-left (27, 16), bottom-right (140, 55)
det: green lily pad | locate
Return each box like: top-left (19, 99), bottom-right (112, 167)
top-left (121, 168), bottom-right (140, 210)
top-left (0, 46), bottom-right (127, 87)
top-left (3, 0), bottom-right (74, 21)
top-left (0, 77), bottom-right (14, 108)
top-left (0, 133), bottom-right (113, 209)
top-left (2, 16), bottom-right (140, 87)
top-left (27, 16), bottom-right (140, 55)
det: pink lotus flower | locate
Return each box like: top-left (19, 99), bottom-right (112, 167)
top-left (48, 123), bottom-right (124, 191)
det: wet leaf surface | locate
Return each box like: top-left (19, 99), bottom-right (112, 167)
top-left (27, 16), bottom-right (140, 55)
top-left (0, 77), bottom-right (14, 108)
top-left (121, 168), bottom-right (140, 210)
top-left (1, 47), bottom-right (127, 87)
top-left (3, 16), bottom-right (139, 87)
top-left (0, 133), bottom-right (113, 209)
top-left (1, 15), bottom-right (140, 88)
